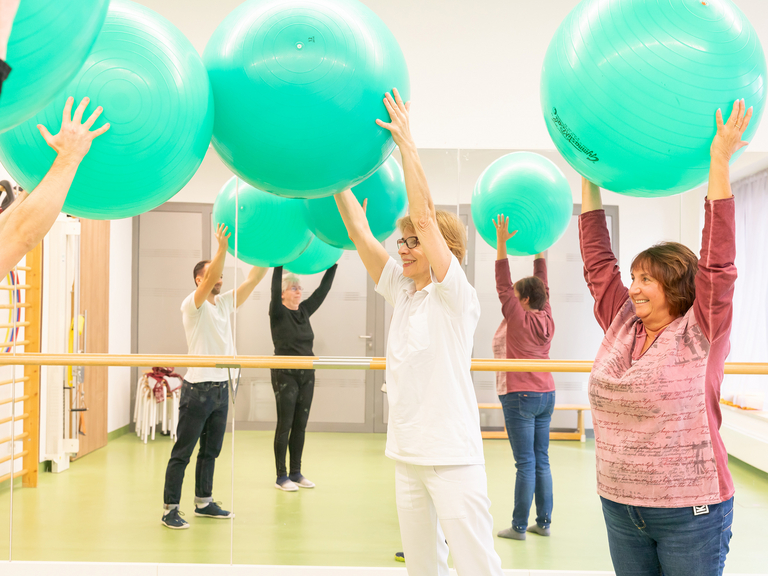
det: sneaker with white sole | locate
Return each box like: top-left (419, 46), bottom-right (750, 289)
top-left (161, 508), bottom-right (189, 530)
top-left (194, 502), bottom-right (234, 519)
top-left (275, 478), bottom-right (299, 491)
top-left (289, 474), bottom-right (315, 488)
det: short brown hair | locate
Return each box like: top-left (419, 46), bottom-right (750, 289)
top-left (193, 260), bottom-right (210, 285)
top-left (631, 242), bottom-right (698, 317)
top-left (514, 276), bottom-right (547, 310)
top-left (398, 210), bottom-right (466, 263)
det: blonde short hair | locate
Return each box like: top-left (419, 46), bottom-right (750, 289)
top-left (398, 210), bottom-right (466, 263)
top-left (281, 272), bottom-right (300, 292)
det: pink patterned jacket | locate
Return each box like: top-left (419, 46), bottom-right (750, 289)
top-left (579, 198), bottom-right (736, 508)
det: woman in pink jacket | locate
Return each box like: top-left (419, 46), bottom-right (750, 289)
top-left (493, 216), bottom-right (556, 541)
top-left (579, 99), bottom-right (752, 576)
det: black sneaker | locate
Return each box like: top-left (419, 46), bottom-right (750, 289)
top-left (395, 552), bottom-right (405, 562)
top-left (194, 501), bottom-right (234, 519)
top-left (161, 508), bottom-right (189, 530)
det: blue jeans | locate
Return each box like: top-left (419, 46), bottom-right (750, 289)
top-left (601, 496), bottom-right (734, 576)
top-left (163, 380), bottom-right (229, 507)
top-left (499, 391), bottom-right (555, 532)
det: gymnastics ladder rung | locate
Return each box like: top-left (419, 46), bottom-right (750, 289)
top-left (0, 376), bottom-right (30, 386)
top-left (0, 450), bottom-right (29, 465)
top-left (0, 395), bottom-right (30, 406)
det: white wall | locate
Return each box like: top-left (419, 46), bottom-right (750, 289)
top-left (107, 219), bottom-right (133, 433)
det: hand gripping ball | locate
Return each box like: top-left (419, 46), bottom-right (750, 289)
top-left (540, 0), bottom-right (767, 197)
top-left (0, 0), bottom-right (214, 219)
top-left (304, 155), bottom-right (407, 250)
top-left (0, 0), bottom-right (109, 133)
top-left (213, 177), bottom-right (313, 267)
top-left (472, 153), bottom-right (573, 256)
top-left (203, 0), bottom-right (410, 199)
top-left (285, 235), bottom-right (343, 275)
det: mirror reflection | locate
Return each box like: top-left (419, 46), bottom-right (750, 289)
top-left (0, 0), bottom-right (767, 573)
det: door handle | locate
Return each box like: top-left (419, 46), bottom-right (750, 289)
top-left (358, 335), bottom-right (372, 339)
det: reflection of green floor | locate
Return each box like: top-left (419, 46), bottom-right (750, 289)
top-left (0, 432), bottom-right (766, 571)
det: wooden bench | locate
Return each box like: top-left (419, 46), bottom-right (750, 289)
top-left (477, 403), bottom-right (591, 442)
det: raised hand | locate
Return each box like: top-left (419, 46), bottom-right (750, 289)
top-left (711, 98), bottom-right (753, 163)
top-left (493, 214), bottom-right (518, 244)
top-left (376, 88), bottom-right (413, 149)
top-left (37, 96), bottom-right (110, 163)
top-left (214, 222), bottom-right (231, 252)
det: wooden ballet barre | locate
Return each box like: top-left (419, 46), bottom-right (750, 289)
top-left (1, 354), bottom-right (768, 375)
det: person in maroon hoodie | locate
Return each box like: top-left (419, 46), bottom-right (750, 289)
top-left (492, 215), bottom-right (556, 541)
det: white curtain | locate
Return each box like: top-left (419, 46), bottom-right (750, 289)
top-left (723, 169), bottom-right (768, 410)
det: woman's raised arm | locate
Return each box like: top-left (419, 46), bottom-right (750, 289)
top-left (334, 190), bottom-right (389, 284)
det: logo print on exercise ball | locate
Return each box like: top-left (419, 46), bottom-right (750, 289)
top-left (551, 108), bottom-right (599, 163)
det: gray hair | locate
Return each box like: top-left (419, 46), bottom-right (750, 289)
top-left (281, 272), bottom-right (300, 292)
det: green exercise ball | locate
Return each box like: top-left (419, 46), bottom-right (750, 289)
top-left (304, 156), bottom-right (407, 250)
top-left (0, 0), bottom-right (213, 219)
top-left (0, 0), bottom-right (109, 133)
top-left (285, 235), bottom-right (343, 275)
top-left (472, 152), bottom-right (572, 256)
top-left (541, 0), bottom-right (767, 197)
top-left (213, 177), bottom-right (313, 267)
top-left (203, 0), bottom-right (410, 199)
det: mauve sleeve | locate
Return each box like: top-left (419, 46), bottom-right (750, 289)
top-left (578, 210), bottom-right (629, 332)
top-left (693, 198), bottom-right (737, 343)
top-left (495, 258), bottom-right (525, 324)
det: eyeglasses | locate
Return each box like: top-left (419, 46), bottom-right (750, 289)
top-left (396, 236), bottom-right (419, 249)
top-left (287, 286), bottom-right (302, 292)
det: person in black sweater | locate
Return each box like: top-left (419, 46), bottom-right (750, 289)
top-left (269, 264), bottom-right (337, 491)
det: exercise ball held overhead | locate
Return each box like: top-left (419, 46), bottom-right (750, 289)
top-left (213, 177), bottom-right (313, 268)
top-left (0, 0), bottom-right (109, 134)
top-left (472, 152), bottom-right (572, 257)
top-left (540, 0), bottom-right (767, 197)
top-left (0, 0), bottom-right (213, 219)
top-left (285, 235), bottom-right (343, 276)
top-left (203, 0), bottom-right (410, 199)
top-left (304, 156), bottom-right (407, 250)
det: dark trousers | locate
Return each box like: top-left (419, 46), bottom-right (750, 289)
top-left (271, 368), bottom-right (315, 479)
top-left (601, 496), bottom-right (733, 576)
top-left (163, 380), bottom-right (229, 506)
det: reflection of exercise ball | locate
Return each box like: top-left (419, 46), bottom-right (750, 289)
top-left (0, 0), bottom-right (213, 219)
top-left (203, 0), bottom-right (410, 199)
top-left (285, 235), bottom-right (343, 275)
top-left (213, 177), bottom-right (313, 267)
top-left (0, 0), bottom-right (109, 133)
top-left (541, 0), bottom-right (767, 197)
top-left (472, 152), bottom-right (572, 257)
top-left (304, 156), bottom-right (407, 250)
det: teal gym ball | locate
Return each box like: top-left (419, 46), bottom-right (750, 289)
top-left (285, 235), bottom-right (343, 275)
top-left (304, 156), bottom-right (407, 250)
top-left (540, 0), bottom-right (767, 197)
top-left (472, 152), bottom-right (572, 257)
top-left (0, 0), bottom-right (213, 219)
top-left (203, 0), bottom-right (410, 199)
top-left (213, 177), bottom-right (313, 267)
top-left (0, 0), bottom-right (108, 133)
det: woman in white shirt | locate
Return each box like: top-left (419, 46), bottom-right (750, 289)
top-left (335, 89), bottom-right (503, 576)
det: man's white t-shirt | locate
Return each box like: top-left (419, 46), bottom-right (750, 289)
top-left (376, 256), bottom-right (484, 466)
top-left (180, 289), bottom-right (235, 383)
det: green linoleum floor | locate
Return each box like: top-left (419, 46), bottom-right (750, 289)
top-left (0, 431), bottom-right (766, 571)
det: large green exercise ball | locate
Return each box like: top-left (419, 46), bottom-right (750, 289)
top-left (540, 0), bottom-right (767, 197)
top-left (213, 177), bottom-right (313, 267)
top-left (285, 235), bottom-right (343, 275)
top-left (0, 0), bottom-right (109, 133)
top-left (0, 0), bottom-right (213, 219)
top-left (472, 153), bottom-right (572, 257)
top-left (203, 0), bottom-right (410, 199)
top-left (304, 156), bottom-right (407, 250)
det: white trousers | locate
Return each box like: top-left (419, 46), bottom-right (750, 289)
top-left (395, 462), bottom-right (504, 576)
